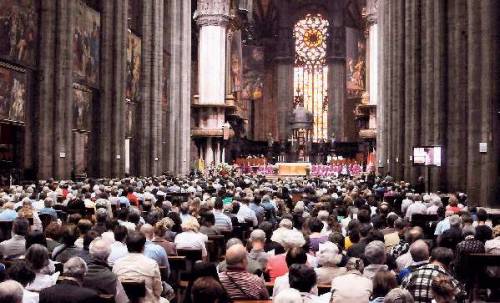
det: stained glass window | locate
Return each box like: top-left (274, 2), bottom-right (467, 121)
top-left (293, 13), bottom-right (329, 142)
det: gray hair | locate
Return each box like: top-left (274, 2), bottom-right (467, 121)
top-left (44, 197), bottom-right (54, 208)
top-left (364, 240), bottom-right (386, 265)
top-left (384, 288), bottom-right (414, 303)
top-left (279, 219), bottom-right (293, 229)
top-left (89, 239), bottom-right (111, 261)
top-left (273, 288), bottom-right (302, 303)
top-left (449, 215), bottom-right (461, 227)
top-left (317, 242), bottom-right (341, 266)
top-left (317, 210), bottom-right (329, 221)
top-left (249, 229), bottom-right (266, 242)
top-left (226, 238), bottom-right (243, 250)
top-left (63, 257), bottom-right (88, 280)
top-left (0, 280), bottom-right (24, 303)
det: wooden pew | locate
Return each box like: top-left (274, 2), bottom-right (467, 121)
top-left (121, 280), bottom-right (146, 303)
top-left (466, 253), bottom-right (500, 301)
top-left (0, 221), bottom-right (13, 242)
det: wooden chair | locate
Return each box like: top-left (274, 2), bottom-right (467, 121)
top-left (176, 249), bottom-right (202, 275)
top-left (97, 293), bottom-right (115, 303)
top-left (168, 255), bottom-right (187, 284)
top-left (56, 210), bottom-right (67, 222)
top-left (411, 214), bottom-right (438, 238)
top-left (121, 279), bottom-right (146, 303)
top-left (39, 214), bottom-right (54, 230)
top-left (0, 221), bottom-right (13, 242)
top-left (466, 253), bottom-right (500, 301)
top-left (208, 234), bottom-right (225, 261)
top-left (317, 284), bottom-right (331, 295)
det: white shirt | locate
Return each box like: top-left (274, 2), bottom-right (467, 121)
top-left (23, 289), bottom-right (39, 303)
top-left (237, 203), bottom-right (258, 227)
top-left (108, 241), bottom-right (129, 266)
top-left (26, 272), bottom-right (60, 292)
top-left (273, 273), bottom-right (318, 298)
top-left (174, 231), bottom-right (208, 257)
top-left (405, 201), bottom-right (427, 220)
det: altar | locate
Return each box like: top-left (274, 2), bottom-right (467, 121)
top-left (277, 162), bottom-right (312, 176)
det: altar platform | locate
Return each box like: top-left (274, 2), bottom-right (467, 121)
top-left (277, 162), bottom-right (311, 176)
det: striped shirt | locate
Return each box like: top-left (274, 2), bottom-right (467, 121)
top-left (219, 269), bottom-right (269, 300)
top-left (214, 210), bottom-right (233, 231)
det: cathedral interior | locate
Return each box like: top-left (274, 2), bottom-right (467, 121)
top-left (0, 0), bottom-right (498, 207)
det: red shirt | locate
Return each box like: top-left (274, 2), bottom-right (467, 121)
top-left (266, 253), bottom-right (287, 283)
top-left (127, 193), bottom-right (139, 207)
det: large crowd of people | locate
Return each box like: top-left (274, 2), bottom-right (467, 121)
top-left (0, 170), bottom-right (498, 303)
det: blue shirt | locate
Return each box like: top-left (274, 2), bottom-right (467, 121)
top-left (144, 240), bottom-right (170, 277)
top-left (38, 207), bottom-right (58, 219)
top-left (0, 209), bottom-right (18, 221)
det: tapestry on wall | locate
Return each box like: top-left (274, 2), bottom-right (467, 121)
top-left (126, 32), bottom-right (141, 103)
top-left (72, 85), bottom-right (91, 132)
top-left (346, 27), bottom-right (365, 99)
top-left (0, 64), bottom-right (27, 123)
top-left (73, 1), bottom-right (100, 87)
top-left (162, 50), bottom-right (169, 111)
top-left (230, 31), bottom-right (243, 93)
top-left (0, 0), bottom-right (38, 67)
top-left (126, 102), bottom-right (134, 138)
top-left (241, 45), bottom-right (264, 101)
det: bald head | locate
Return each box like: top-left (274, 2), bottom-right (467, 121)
top-left (0, 280), bottom-right (23, 303)
top-left (407, 226), bottom-right (424, 244)
top-left (89, 239), bottom-right (111, 261)
top-left (225, 244), bottom-right (247, 268)
top-left (140, 224), bottom-right (154, 240)
top-left (409, 239), bottom-right (429, 262)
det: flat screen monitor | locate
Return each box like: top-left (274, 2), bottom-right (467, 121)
top-left (412, 146), bottom-right (442, 167)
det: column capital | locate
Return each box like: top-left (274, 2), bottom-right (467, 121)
top-left (195, 0), bottom-right (230, 27)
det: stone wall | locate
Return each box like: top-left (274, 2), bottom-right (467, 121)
top-left (378, 0), bottom-right (500, 207)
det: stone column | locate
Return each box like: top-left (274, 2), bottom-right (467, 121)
top-left (36, 0), bottom-right (57, 179)
top-left (375, 0), bottom-right (385, 173)
top-left (274, 1), bottom-right (293, 141)
top-left (137, 0), bottom-right (164, 176)
top-left (99, 0), bottom-right (127, 178)
top-left (176, 0), bottom-right (192, 175)
top-left (403, 0), bottom-right (422, 183)
top-left (446, 0), bottom-right (468, 192)
top-left (53, 0), bottom-right (74, 179)
top-left (194, 0), bottom-right (230, 167)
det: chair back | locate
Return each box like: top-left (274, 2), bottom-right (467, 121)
top-left (121, 279), bottom-right (146, 303)
top-left (39, 214), bottom-right (54, 230)
top-left (208, 234), bottom-right (225, 261)
top-left (0, 221), bottom-right (13, 242)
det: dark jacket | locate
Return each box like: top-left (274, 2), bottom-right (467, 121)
top-left (39, 279), bottom-right (100, 303)
top-left (83, 257), bottom-right (118, 296)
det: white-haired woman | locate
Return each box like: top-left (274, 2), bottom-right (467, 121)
top-left (314, 242), bottom-right (346, 285)
top-left (174, 217), bottom-right (208, 259)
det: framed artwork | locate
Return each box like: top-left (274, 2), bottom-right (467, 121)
top-left (162, 50), bottom-right (169, 111)
top-left (0, 0), bottom-right (38, 67)
top-left (126, 32), bottom-right (141, 102)
top-left (346, 27), bottom-right (366, 98)
top-left (241, 45), bottom-right (264, 101)
top-left (125, 101), bottom-right (134, 138)
top-left (73, 1), bottom-right (100, 86)
top-left (0, 63), bottom-right (27, 123)
top-left (230, 31), bottom-right (243, 93)
top-left (72, 84), bottom-right (91, 131)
